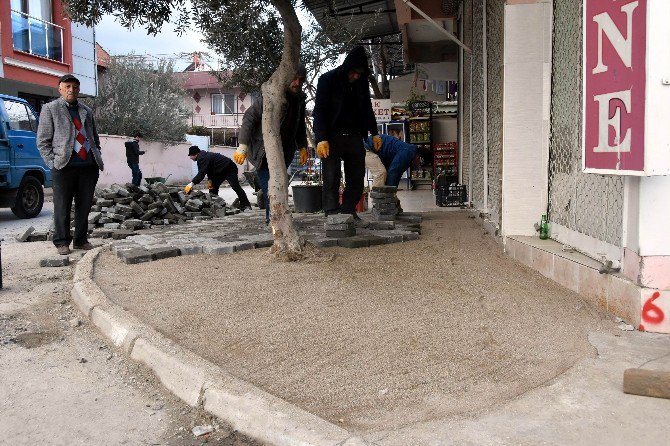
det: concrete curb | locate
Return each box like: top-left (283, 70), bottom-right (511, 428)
top-left (71, 247), bottom-right (368, 446)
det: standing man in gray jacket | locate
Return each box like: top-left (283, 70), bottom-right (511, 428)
top-left (37, 74), bottom-right (104, 255)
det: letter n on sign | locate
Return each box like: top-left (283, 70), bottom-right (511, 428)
top-left (583, 0), bottom-right (646, 174)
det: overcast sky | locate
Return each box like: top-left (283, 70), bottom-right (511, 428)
top-left (95, 15), bottom-right (213, 70)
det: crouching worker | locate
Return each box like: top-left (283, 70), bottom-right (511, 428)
top-left (184, 146), bottom-right (252, 209)
top-left (364, 134), bottom-right (416, 188)
top-left (233, 65), bottom-right (308, 224)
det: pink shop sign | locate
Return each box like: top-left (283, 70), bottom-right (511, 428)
top-left (583, 0), bottom-right (646, 174)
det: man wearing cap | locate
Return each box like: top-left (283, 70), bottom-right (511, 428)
top-left (233, 65), bottom-right (309, 224)
top-left (312, 46), bottom-right (381, 217)
top-left (185, 146), bottom-right (251, 209)
top-left (37, 74), bottom-right (104, 256)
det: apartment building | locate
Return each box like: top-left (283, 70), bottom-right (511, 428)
top-left (0, 0), bottom-right (97, 112)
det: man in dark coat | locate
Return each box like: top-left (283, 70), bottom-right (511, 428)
top-left (233, 65), bottom-right (308, 223)
top-left (312, 46), bottom-right (381, 217)
top-left (124, 132), bottom-right (145, 186)
top-left (184, 146), bottom-right (251, 209)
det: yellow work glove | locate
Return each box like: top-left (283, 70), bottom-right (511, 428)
top-left (316, 141), bottom-right (330, 158)
top-left (372, 135), bottom-right (382, 152)
top-left (299, 147), bottom-right (308, 166)
top-left (207, 179), bottom-right (213, 190)
top-left (233, 143), bottom-right (248, 164)
top-left (184, 182), bottom-right (193, 194)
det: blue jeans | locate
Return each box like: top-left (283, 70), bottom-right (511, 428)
top-left (128, 162), bottom-right (142, 186)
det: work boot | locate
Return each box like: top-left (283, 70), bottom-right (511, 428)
top-left (56, 245), bottom-right (71, 256)
top-left (73, 242), bottom-right (94, 250)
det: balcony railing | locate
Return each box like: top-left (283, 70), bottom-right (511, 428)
top-left (11, 10), bottom-right (64, 63)
top-left (190, 114), bottom-right (242, 129)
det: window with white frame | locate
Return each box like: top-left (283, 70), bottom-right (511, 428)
top-left (211, 94), bottom-right (237, 115)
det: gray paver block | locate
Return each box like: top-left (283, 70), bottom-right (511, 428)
top-left (371, 185), bottom-right (397, 193)
top-left (202, 243), bottom-right (236, 255)
top-left (326, 228), bottom-right (356, 238)
top-left (149, 247), bottom-right (181, 260)
top-left (111, 229), bottom-right (135, 240)
top-left (171, 244), bottom-right (203, 255)
top-left (376, 233), bottom-right (404, 243)
top-left (399, 231), bottom-right (420, 241)
top-left (27, 232), bottom-right (48, 242)
top-left (324, 223), bottom-right (354, 231)
top-left (121, 248), bottom-right (153, 264)
top-left (40, 256), bottom-right (70, 267)
top-left (103, 223), bottom-right (121, 229)
top-left (309, 237), bottom-right (339, 248)
top-left (365, 235), bottom-right (388, 246)
top-left (234, 241), bottom-right (255, 252)
top-left (16, 226), bottom-right (35, 242)
top-left (326, 214), bottom-right (354, 225)
top-left (368, 221), bottom-right (395, 230)
top-left (337, 236), bottom-right (371, 249)
top-left (88, 212), bottom-right (101, 223)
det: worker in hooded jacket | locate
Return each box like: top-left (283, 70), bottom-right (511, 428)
top-left (312, 46), bottom-right (382, 218)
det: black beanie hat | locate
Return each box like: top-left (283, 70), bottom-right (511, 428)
top-left (188, 145), bottom-right (201, 156)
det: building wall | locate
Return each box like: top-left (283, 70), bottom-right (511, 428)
top-left (461, 0), bottom-right (473, 190)
top-left (0, 0), bottom-right (96, 98)
top-left (486, 0), bottom-right (505, 227)
top-left (547, 0), bottom-right (624, 261)
top-left (185, 88), bottom-right (253, 129)
top-left (470, 0), bottom-right (486, 210)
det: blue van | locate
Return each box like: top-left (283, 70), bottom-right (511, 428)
top-left (0, 94), bottom-right (52, 218)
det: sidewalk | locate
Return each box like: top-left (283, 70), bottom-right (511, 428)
top-left (75, 199), bottom-right (670, 445)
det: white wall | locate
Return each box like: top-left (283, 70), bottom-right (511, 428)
top-left (97, 135), bottom-right (243, 188)
top-left (501, 2), bottom-right (553, 236)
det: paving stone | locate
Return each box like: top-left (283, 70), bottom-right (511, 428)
top-left (171, 243), bottom-right (203, 255)
top-left (88, 212), bottom-right (102, 224)
top-left (116, 187), bottom-right (130, 197)
top-left (308, 237), bottom-right (339, 248)
top-left (193, 216), bottom-right (212, 221)
top-left (372, 202), bottom-right (398, 211)
top-left (370, 193), bottom-right (396, 201)
top-left (15, 226), bottom-right (35, 242)
top-left (370, 212), bottom-right (395, 221)
top-left (121, 248), bottom-right (153, 264)
top-left (26, 232), bottom-right (48, 242)
top-left (338, 236), bottom-right (371, 249)
top-left (368, 221), bottom-right (395, 230)
top-left (148, 246), bottom-right (181, 260)
top-left (371, 186), bottom-right (397, 193)
top-left (324, 223), bottom-right (354, 231)
top-left (130, 201), bottom-right (144, 214)
top-left (91, 228), bottom-right (114, 238)
top-left (326, 228), bottom-right (356, 238)
top-left (202, 243), bottom-right (236, 255)
top-left (114, 197), bottom-right (133, 204)
top-left (110, 213), bottom-right (126, 221)
top-left (398, 231), bottom-right (420, 241)
top-left (111, 229), bottom-right (135, 240)
top-left (234, 241), bottom-right (255, 252)
top-left (103, 223), bottom-right (121, 229)
top-left (121, 219), bottom-right (143, 230)
top-left (326, 214), bottom-right (354, 225)
top-left (365, 235), bottom-right (388, 246)
top-left (40, 256), bottom-right (70, 267)
top-left (242, 235), bottom-right (274, 248)
top-left (375, 232), bottom-right (404, 243)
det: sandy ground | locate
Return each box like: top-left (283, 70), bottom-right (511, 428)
top-left (0, 240), bottom-right (260, 445)
top-left (94, 211), bottom-right (613, 434)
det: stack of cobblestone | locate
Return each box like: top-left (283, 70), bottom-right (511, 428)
top-left (370, 186), bottom-right (399, 221)
top-left (88, 183), bottom-right (242, 236)
top-left (325, 214), bottom-right (356, 238)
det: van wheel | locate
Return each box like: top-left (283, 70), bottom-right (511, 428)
top-left (11, 176), bottom-right (44, 219)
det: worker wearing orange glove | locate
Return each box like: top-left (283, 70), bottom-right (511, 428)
top-left (234, 65), bottom-right (309, 224)
top-left (313, 46), bottom-right (380, 218)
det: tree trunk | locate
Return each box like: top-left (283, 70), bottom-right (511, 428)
top-left (262, 0), bottom-right (311, 260)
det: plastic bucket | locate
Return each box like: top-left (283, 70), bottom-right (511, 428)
top-left (292, 184), bottom-right (323, 213)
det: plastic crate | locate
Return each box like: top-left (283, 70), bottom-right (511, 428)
top-left (436, 184), bottom-right (467, 207)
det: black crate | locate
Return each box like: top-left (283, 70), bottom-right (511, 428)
top-left (436, 184), bottom-right (467, 207)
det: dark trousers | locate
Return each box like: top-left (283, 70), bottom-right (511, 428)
top-left (52, 165), bottom-right (99, 247)
top-left (210, 165), bottom-right (251, 207)
top-left (128, 162), bottom-right (142, 186)
top-left (322, 133), bottom-right (365, 215)
top-left (257, 164), bottom-right (271, 222)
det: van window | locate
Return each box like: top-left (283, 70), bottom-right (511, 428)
top-left (5, 100), bottom-right (36, 132)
